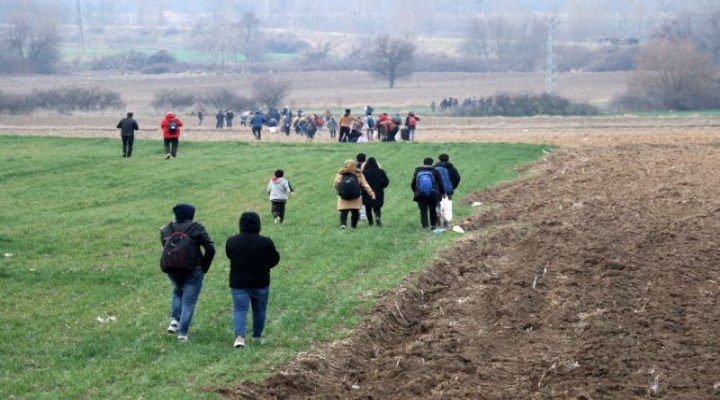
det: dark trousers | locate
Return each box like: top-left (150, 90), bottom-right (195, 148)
top-left (252, 127), bottom-right (262, 140)
top-left (163, 138), bottom-right (179, 157)
top-left (417, 199), bottom-right (439, 229)
top-left (339, 209), bottom-right (359, 228)
top-left (338, 126), bottom-right (350, 142)
top-left (364, 204), bottom-right (382, 225)
top-left (271, 200), bottom-right (287, 222)
top-left (122, 135), bottom-right (134, 157)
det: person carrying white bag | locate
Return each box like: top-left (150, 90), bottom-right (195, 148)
top-left (434, 153), bottom-right (462, 228)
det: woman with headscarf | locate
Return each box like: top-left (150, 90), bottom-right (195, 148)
top-left (333, 159), bottom-right (375, 229)
top-left (360, 157), bottom-right (389, 227)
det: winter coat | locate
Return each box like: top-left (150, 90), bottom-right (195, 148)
top-left (226, 212), bottom-right (280, 289)
top-left (116, 117), bottom-right (139, 136)
top-left (267, 176), bottom-right (293, 201)
top-left (361, 159), bottom-right (389, 207)
top-left (160, 112), bottom-right (183, 139)
top-left (410, 165), bottom-right (442, 202)
top-left (334, 161), bottom-right (374, 210)
top-left (160, 220), bottom-right (216, 273)
top-left (251, 113), bottom-right (266, 128)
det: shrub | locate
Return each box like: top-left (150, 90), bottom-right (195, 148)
top-left (152, 90), bottom-right (196, 110)
top-left (453, 93), bottom-right (599, 117)
top-left (199, 89), bottom-right (254, 112)
top-left (0, 86), bottom-right (124, 114)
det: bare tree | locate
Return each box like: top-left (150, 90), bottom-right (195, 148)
top-left (252, 77), bottom-right (291, 110)
top-left (368, 35), bottom-right (416, 89)
top-left (239, 11), bottom-right (263, 62)
top-left (622, 38), bottom-right (720, 110)
top-left (2, 7), bottom-right (61, 74)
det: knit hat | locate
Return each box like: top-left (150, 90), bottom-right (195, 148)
top-left (172, 203), bottom-right (195, 222)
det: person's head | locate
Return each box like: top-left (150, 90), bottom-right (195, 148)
top-left (365, 157), bottom-right (378, 169)
top-left (239, 211), bottom-right (261, 234)
top-left (409, 111), bottom-right (415, 116)
top-left (172, 203), bottom-right (195, 222)
top-left (343, 159), bottom-right (356, 171)
top-left (344, 109), bottom-right (351, 116)
top-left (165, 111), bottom-right (175, 120)
top-left (127, 112), bottom-right (133, 118)
top-left (423, 157), bottom-right (433, 166)
top-left (356, 153), bottom-right (366, 163)
top-left (438, 153), bottom-right (450, 162)
top-left (274, 169), bottom-right (284, 178)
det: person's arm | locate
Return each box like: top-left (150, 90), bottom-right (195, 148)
top-left (133, 121), bottom-right (139, 131)
top-left (196, 225), bottom-right (216, 273)
top-left (176, 119), bottom-right (183, 127)
top-left (117, 120), bottom-right (122, 129)
top-left (265, 239), bottom-right (280, 269)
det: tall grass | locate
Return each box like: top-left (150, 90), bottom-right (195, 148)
top-left (0, 136), bottom-right (550, 399)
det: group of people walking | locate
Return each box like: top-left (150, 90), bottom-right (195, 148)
top-left (158, 151), bottom-right (460, 348)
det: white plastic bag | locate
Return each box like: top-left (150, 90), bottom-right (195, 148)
top-left (440, 196), bottom-right (453, 223)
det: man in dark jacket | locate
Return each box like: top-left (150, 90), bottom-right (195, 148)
top-left (116, 112), bottom-right (139, 157)
top-left (434, 153), bottom-right (461, 200)
top-left (226, 211), bottom-right (280, 348)
top-left (160, 203), bottom-right (216, 342)
top-left (410, 157), bottom-right (444, 230)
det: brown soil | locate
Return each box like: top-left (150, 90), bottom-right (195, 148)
top-left (216, 131), bottom-right (720, 398)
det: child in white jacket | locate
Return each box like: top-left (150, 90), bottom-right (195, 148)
top-left (266, 169), bottom-right (295, 223)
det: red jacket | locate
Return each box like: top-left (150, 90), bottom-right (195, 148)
top-left (161, 112), bottom-right (183, 139)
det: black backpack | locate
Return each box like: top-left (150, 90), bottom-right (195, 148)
top-left (160, 222), bottom-right (199, 274)
top-left (168, 120), bottom-right (178, 134)
top-left (338, 173), bottom-right (362, 200)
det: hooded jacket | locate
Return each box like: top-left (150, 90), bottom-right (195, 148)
top-left (361, 158), bottom-right (389, 207)
top-left (225, 212), bottom-right (280, 289)
top-left (410, 164), bottom-right (443, 202)
top-left (334, 159), bottom-right (374, 211)
top-left (161, 112), bottom-right (183, 139)
top-left (267, 176), bottom-right (293, 201)
top-left (160, 204), bottom-right (216, 273)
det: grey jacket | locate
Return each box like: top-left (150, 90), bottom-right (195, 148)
top-left (267, 177), bottom-right (293, 201)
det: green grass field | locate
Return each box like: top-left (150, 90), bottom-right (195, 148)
top-left (0, 136), bottom-right (550, 399)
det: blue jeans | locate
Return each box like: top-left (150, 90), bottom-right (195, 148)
top-left (408, 127), bottom-right (416, 141)
top-left (168, 268), bottom-right (205, 335)
top-left (231, 286), bottom-right (269, 338)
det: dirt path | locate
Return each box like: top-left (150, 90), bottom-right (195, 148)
top-left (219, 138), bottom-right (720, 398)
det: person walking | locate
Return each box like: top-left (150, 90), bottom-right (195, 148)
top-left (251, 111), bottom-right (267, 140)
top-left (226, 211), bottom-right (281, 348)
top-left (267, 169), bottom-right (295, 224)
top-left (334, 159), bottom-right (375, 229)
top-left (160, 203), bottom-right (216, 342)
top-left (361, 157), bottom-right (389, 227)
top-left (160, 112), bottom-right (183, 159)
top-left (197, 110), bottom-right (204, 126)
top-left (225, 109), bottom-right (234, 128)
top-left (404, 111), bottom-right (421, 142)
top-left (215, 110), bottom-right (225, 129)
top-left (434, 153), bottom-right (461, 200)
top-left (338, 109), bottom-right (361, 143)
top-left (116, 111), bottom-right (139, 158)
top-left (410, 157), bottom-right (443, 230)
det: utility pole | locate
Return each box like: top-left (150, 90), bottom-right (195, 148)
top-left (76, 0), bottom-right (84, 53)
top-left (545, 16), bottom-right (559, 95)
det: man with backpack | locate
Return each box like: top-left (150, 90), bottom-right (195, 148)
top-left (404, 111), bottom-right (421, 142)
top-left (411, 157), bottom-right (443, 230)
top-left (161, 112), bottom-right (183, 160)
top-left (160, 203), bottom-right (216, 342)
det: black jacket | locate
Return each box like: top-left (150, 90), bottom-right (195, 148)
top-left (226, 212), bottom-right (280, 289)
top-left (160, 220), bottom-right (216, 273)
top-left (361, 159), bottom-right (389, 207)
top-left (116, 117), bottom-right (139, 136)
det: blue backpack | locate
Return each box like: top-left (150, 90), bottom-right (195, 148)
top-left (415, 170), bottom-right (436, 198)
top-left (434, 165), bottom-right (454, 195)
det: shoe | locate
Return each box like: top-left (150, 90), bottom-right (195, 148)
top-left (376, 219), bottom-right (382, 227)
top-left (234, 336), bottom-right (245, 348)
top-left (165, 153), bottom-right (172, 160)
top-left (167, 319), bottom-right (179, 334)
top-left (274, 216), bottom-right (281, 224)
top-left (177, 334), bottom-right (188, 342)
top-left (251, 336), bottom-right (264, 345)
top-left (340, 225), bottom-right (346, 230)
